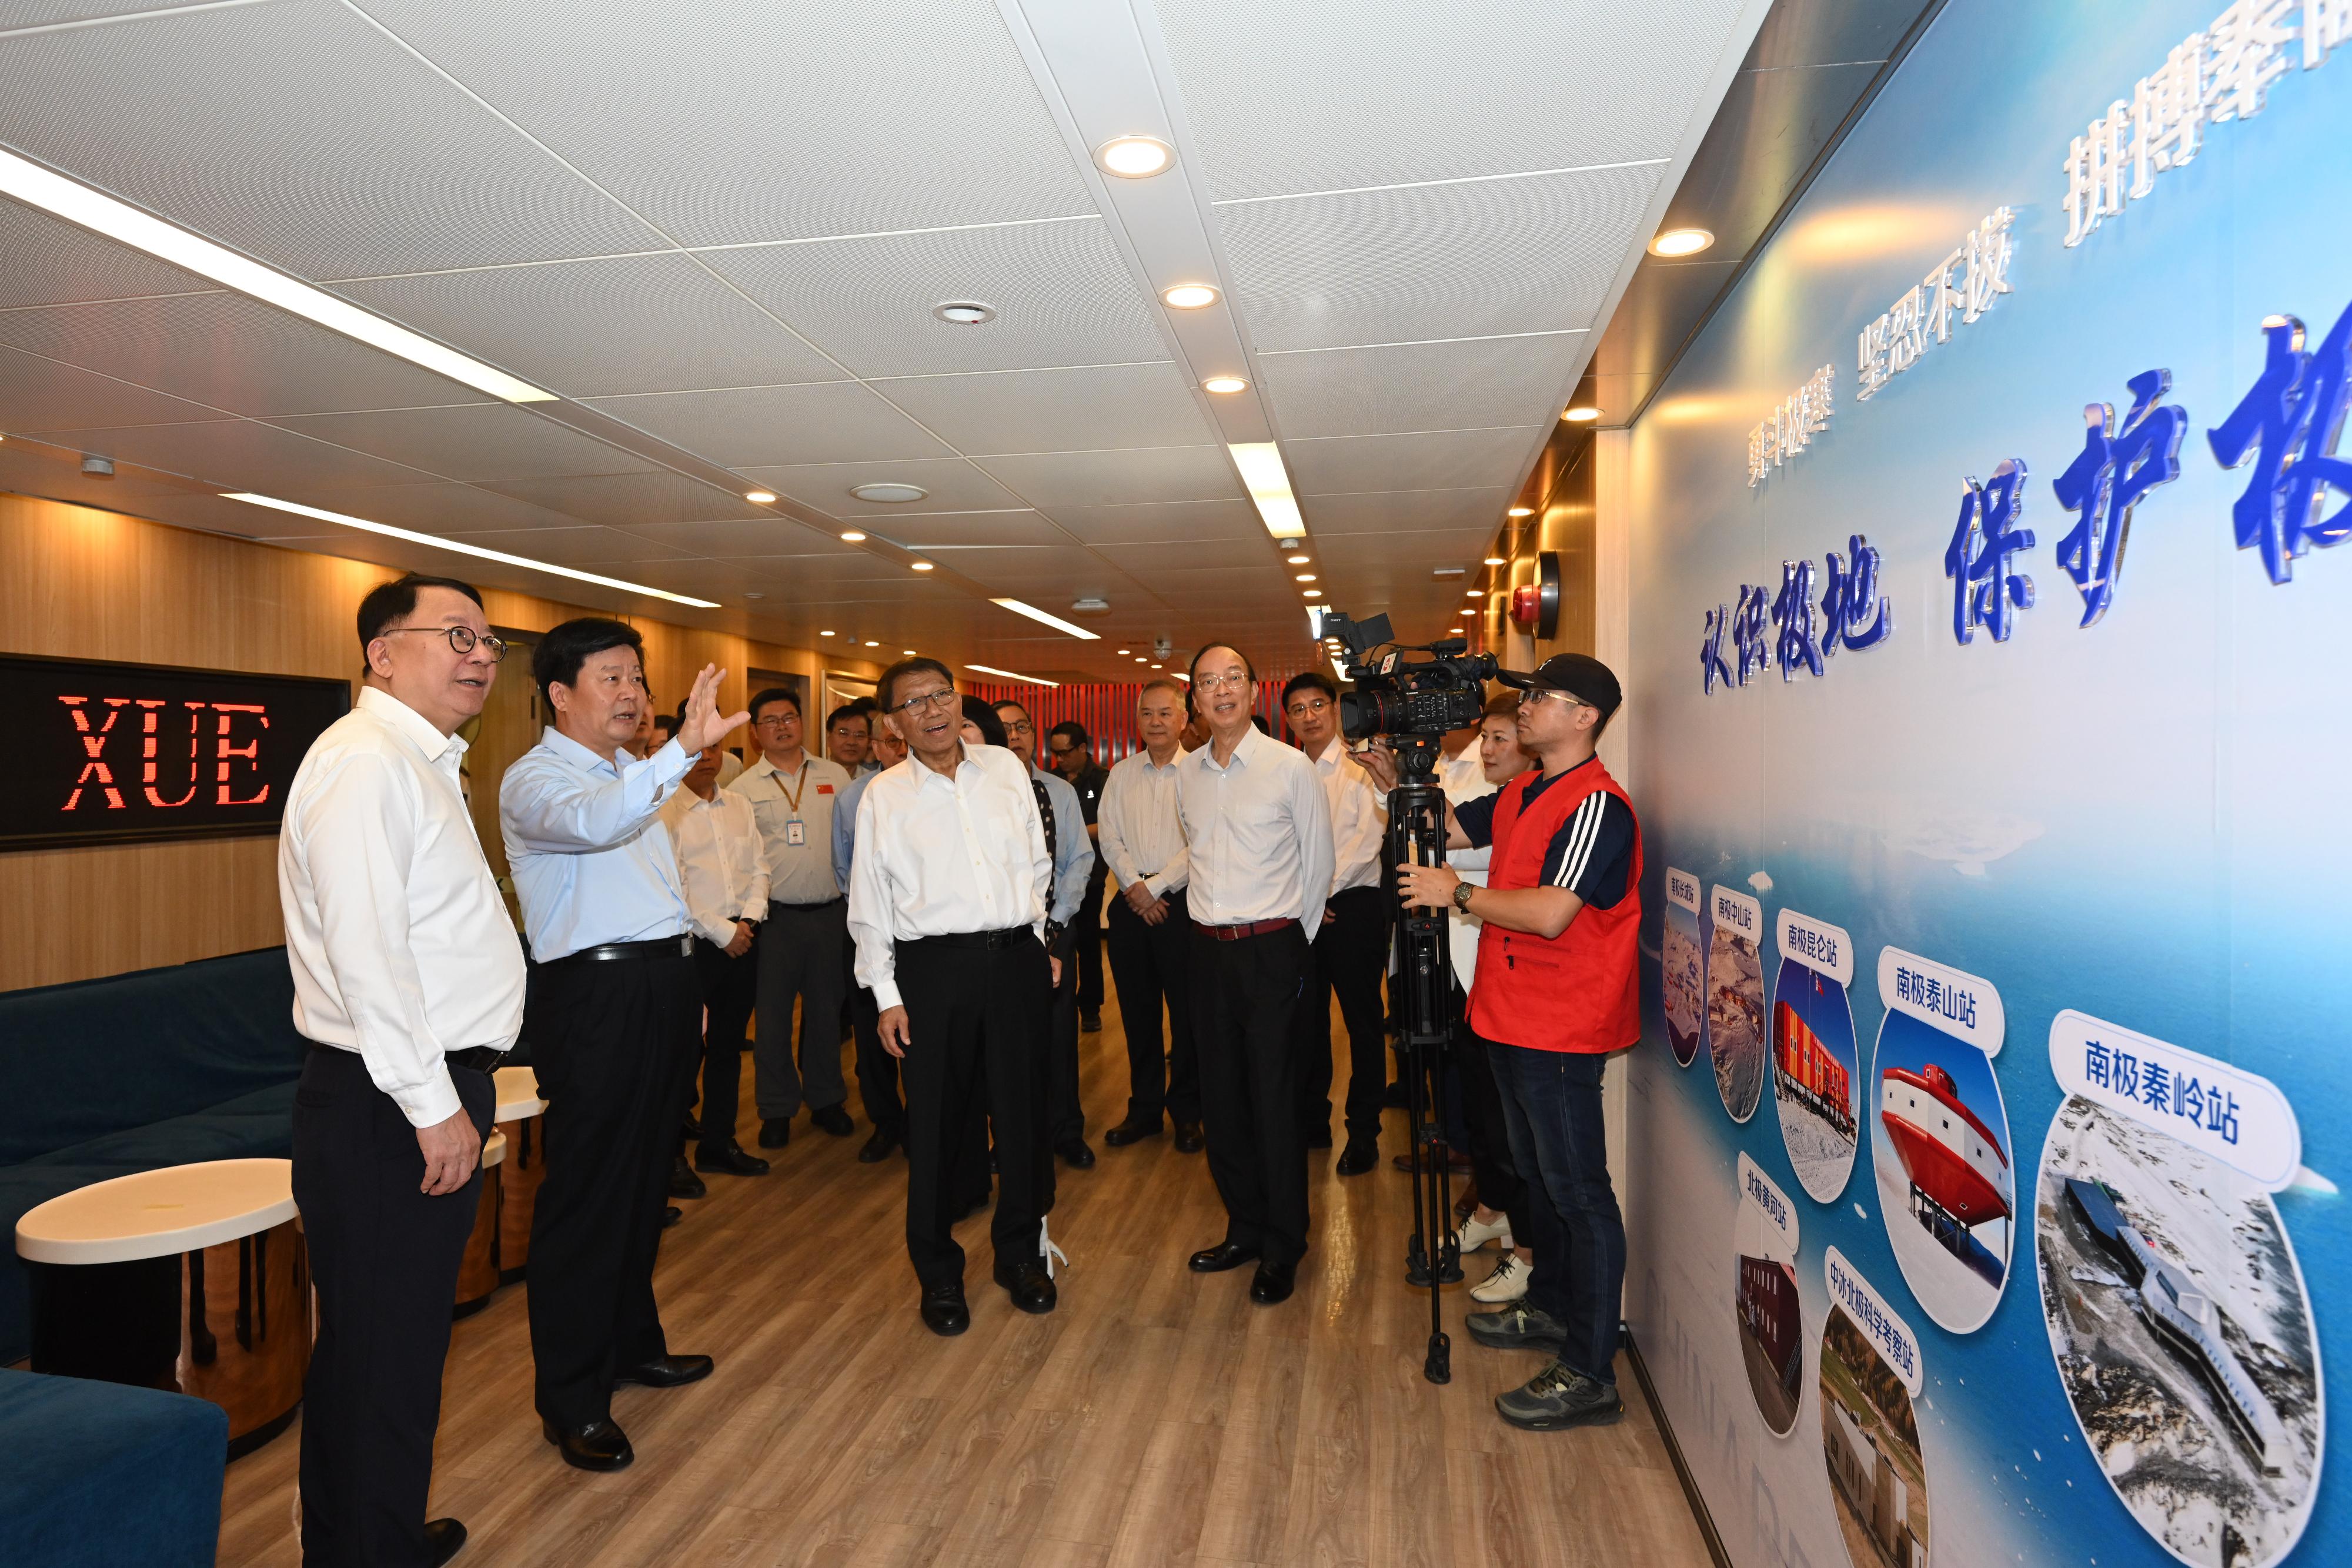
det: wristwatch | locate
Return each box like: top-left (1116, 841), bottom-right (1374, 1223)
top-left (1452, 881), bottom-right (1476, 913)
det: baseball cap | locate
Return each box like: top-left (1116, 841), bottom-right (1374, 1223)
top-left (1497, 653), bottom-right (1622, 719)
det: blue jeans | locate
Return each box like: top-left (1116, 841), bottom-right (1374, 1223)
top-left (1485, 1037), bottom-right (1624, 1385)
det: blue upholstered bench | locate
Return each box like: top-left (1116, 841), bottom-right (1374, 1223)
top-left (0, 1366), bottom-right (227, 1564)
top-left (1, 947), bottom-right (308, 1366)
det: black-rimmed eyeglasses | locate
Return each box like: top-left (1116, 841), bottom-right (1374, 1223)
top-left (384, 626), bottom-right (510, 661)
top-left (887, 687), bottom-right (960, 717)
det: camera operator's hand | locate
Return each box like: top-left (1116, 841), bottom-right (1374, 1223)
top-left (1396, 861), bottom-right (1462, 913)
top-left (1357, 740), bottom-right (1399, 793)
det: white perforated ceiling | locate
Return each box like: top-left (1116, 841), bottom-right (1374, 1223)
top-left (0, 0), bottom-right (1769, 670)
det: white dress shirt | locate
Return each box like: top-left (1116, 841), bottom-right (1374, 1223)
top-left (278, 687), bottom-right (526, 1128)
top-left (1442, 770), bottom-right (1501, 992)
top-left (661, 785), bottom-right (770, 948)
top-left (1098, 747), bottom-right (1190, 896)
top-left (499, 728), bottom-right (694, 962)
top-left (1309, 737), bottom-right (1388, 894)
top-left (848, 746), bottom-right (1053, 1011)
top-left (1437, 746), bottom-right (1485, 797)
top-left (1174, 726), bottom-right (1335, 941)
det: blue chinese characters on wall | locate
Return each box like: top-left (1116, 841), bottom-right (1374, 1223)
top-left (2052, 370), bottom-right (2187, 626)
top-left (1821, 534), bottom-right (1893, 654)
top-left (1945, 458), bottom-right (2036, 644)
top-left (1773, 560), bottom-right (1824, 680)
top-left (2209, 297), bottom-right (2352, 584)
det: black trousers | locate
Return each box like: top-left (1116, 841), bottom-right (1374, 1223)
top-left (292, 1047), bottom-right (494, 1568)
top-left (1047, 933), bottom-right (1085, 1144)
top-left (691, 936), bottom-right (757, 1156)
top-left (1191, 922), bottom-right (1311, 1266)
top-left (525, 951), bottom-right (699, 1427)
top-left (1295, 885), bottom-right (1393, 1145)
top-left (754, 898), bottom-right (848, 1118)
top-left (1074, 863), bottom-right (1107, 1012)
top-left (1454, 1007), bottom-right (1531, 1239)
top-left (851, 984), bottom-right (903, 1135)
top-left (897, 934), bottom-right (1055, 1290)
top-left (1105, 890), bottom-right (1197, 1125)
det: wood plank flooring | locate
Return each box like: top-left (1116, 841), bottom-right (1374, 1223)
top-left (217, 989), bottom-right (1709, 1568)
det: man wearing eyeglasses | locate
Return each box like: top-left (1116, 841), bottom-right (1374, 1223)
top-left (1176, 644), bottom-right (1334, 1308)
top-left (847, 660), bottom-right (1063, 1336)
top-left (281, 573), bottom-right (522, 1566)
top-left (727, 688), bottom-right (857, 1149)
top-left (500, 619), bottom-right (747, 1473)
top-left (1371, 653), bottom-right (1641, 1435)
top-left (1046, 721), bottom-right (1111, 1032)
top-left (832, 710), bottom-right (912, 1161)
top-left (995, 700), bottom-right (1098, 1171)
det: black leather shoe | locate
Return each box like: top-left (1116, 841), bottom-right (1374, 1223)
top-left (669, 1155), bottom-right (707, 1199)
top-left (1304, 1125), bottom-right (1333, 1150)
top-left (1174, 1120), bottom-right (1206, 1153)
top-left (543, 1416), bottom-right (633, 1472)
top-left (1080, 1010), bottom-right (1102, 1032)
top-left (920, 1284), bottom-right (970, 1337)
top-left (1057, 1137), bottom-right (1096, 1169)
top-left (1103, 1117), bottom-right (1163, 1148)
top-left (858, 1125), bottom-right (901, 1163)
top-left (695, 1142), bottom-right (770, 1176)
top-left (426, 1517), bottom-right (467, 1567)
top-left (758, 1117), bottom-right (791, 1149)
top-left (1188, 1240), bottom-right (1260, 1273)
top-left (994, 1258), bottom-right (1058, 1314)
top-left (614, 1353), bottom-right (713, 1388)
top-left (1250, 1259), bottom-right (1297, 1305)
top-left (811, 1104), bottom-right (856, 1137)
top-left (1335, 1138), bottom-right (1379, 1176)
top-left (1382, 1079), bottom-right (1409, 1109)
top-left (660, 1205), bottom-right (681, 1228)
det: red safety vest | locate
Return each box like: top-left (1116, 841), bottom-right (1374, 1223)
top-left (1467, 758), bottom-right (1643, 1054)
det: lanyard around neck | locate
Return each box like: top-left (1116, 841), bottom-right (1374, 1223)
top-left (776, 758), bottom-right (811, 815)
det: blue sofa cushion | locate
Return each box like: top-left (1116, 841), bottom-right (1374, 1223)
top-left (0, 947), bottom-right (308, 1166)
top-left (0, 1366), bottom-right (226, 1568)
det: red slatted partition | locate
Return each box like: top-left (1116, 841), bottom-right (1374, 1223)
top-left (961, 679), bottom-right (1290, 768)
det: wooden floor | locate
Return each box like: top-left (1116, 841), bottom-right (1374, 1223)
top-left (218, 989), bottom-right (1710, 1568)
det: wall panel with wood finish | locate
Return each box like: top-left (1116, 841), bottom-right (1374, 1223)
top-left (0, 492), bottom-right (876, 993)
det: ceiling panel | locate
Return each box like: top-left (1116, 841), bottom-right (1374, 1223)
top-left (0, 0), bottom-right (663, 278)
top-left (358, 0), bottom-right (1093, 249)
top-left (583, 380), bottom-right (953, 468)
top-left (0, 1), bottom-right (233, 24)
top-left (0, 292), bottom-right (492, 416)
top-left (0, 343), bottom-right (221, 432)
top-left (427, 525), bottom-right (699, 566)
top-left (925, 544), bottom-right (1131, 596)
top-left (614, 518), bottom-right (843, 558)
top-left (974, 446), bottom-right (1241, 511)
top-left (1285, 426), bottom-right (1541, 497)
top-left (734, 457), bottom-right (1025, 519)
top-left (1300, 487), bottom-right (1512, 536)
top-left (335, 253), bottom-right (844, 398)
top-left (1302, 527), bottom-right (1498, 569)
top-left (34, 417), bottom-right (440, 492)
top-left (1255, 334), bottom-right (1587, 440)
top-left (1045, 498), bottom-right (1265, 544)
top-left (881, 363), bottom-right (1213, 457)
top-left (268, 403), bottom-right (663, 484)
top-left (0, 200), bottom-right (219, 310)
top-left (709, 218), bottom-right (1168, 380)
top-left (1153, 0), bottom-right (1752, 200)
top-left (1217, 163), bottom-right (1665, 353)
top-left (270, 479), bottom-right (617, 534)
top-left (858, 510), bottom-right (1072, 549)
top-left (477, 469), bottom-right (766, 527)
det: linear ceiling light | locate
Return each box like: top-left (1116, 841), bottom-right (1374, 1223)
top-left (1228, 442), bottom-right (1306, 541)
top-left (0, 150), bottom-right (555, 404)
top-left (221, 493), bottom-right (718, 608)
top-left (991, 597), bottom-right (1101, 640)
top-left (967, 663), bottom-right (1061, 687)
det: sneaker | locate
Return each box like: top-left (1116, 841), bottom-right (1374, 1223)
top-left (1469, 1253), bottom-right (1530, 1305)
top-left (1465, 1300), bottom-right (1566, 1353)
top-left (1456, 1211), bottom-right (1512, 1254)
top-left (1495, 1360), bottom-right (1625, 1430)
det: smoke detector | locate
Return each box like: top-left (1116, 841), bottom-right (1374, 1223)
top-left (81, 456), bottom-right (114, 478)
top-left (1071, 597), bottom-right (1111, 616)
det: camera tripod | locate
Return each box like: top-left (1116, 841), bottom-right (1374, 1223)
top-left (1382, 731), bottom-right (1464, 1384)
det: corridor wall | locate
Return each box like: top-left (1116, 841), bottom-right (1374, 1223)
top-left (1621, 3), bottom-right (2348, 1565)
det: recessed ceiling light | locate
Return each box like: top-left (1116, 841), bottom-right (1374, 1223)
top-left (1465, 589), bottom-right (1482, 598)
top-left (1485, 556), bottom-right (1507, 566)
top-left (849, 482), bottom-right (928, 504)
top-left (1508, 506), bottom-right (1534, 517)
top-left (1286, 553), bottom-right (1310, 565)
top-left (903, 648), bottom-right (917, 655)
top-left (1161, 283), bottom-right (1220, 309)
top-left (840, 530), bottom-right (867, 542)
top-left (1094, 135), bottom-right (1175, 178)
top-left (1295, 573), bottom-right (1317, 582)
top-left (220, 493), bottom-right (719, 608)
top-left (993, 597), bottom-right (1101, 640)
top-left (1151, 663), bottom-right (1164, 669)
top-left (968, 662), bottom-right (1061, 687)
top-left (910, 560), bottom-right (935, 571)
top-left (743, 591), bottom-right (766, 600)
top-left (932, 300), bottom-right (996, 326)
top-left (1135, 656), bottom-right (1148, 663)
top-left (745, 489), bottom-right (777, 504)
top-left (1201, 375), bottom-right (1250, 395)
top-left (1651, 227), bottom-right (1715, 258)
top-left (1115, 648), bottom-right (1131, 655)
top-left (820, 629), bottom-right (835, 637)
top-left (1562, 406), bottom-right (1602, 422)
top-left (1303, 587), bottom-right (1322, 598)
top-left (0, 150), bottom-right (554, 404)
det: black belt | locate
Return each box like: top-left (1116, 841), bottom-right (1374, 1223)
top-left (770, 897), bottom-right (846, 910)
top-left (901, 927), bottom-right (1033, 951)
top-left (556, 935), bottom-right (693, 964)
top-left (446, 1047), bottom-right (505, 1075)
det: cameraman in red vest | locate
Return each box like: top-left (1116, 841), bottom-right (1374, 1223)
top-left (1371, 653), bottom-right (1639, 1433)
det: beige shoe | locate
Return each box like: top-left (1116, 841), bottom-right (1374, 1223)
top-left (1469, 1253), bottom-right (1530, 1305)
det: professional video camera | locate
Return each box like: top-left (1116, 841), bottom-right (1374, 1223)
top-left (1318, 609), bottom-right (1526, 1385)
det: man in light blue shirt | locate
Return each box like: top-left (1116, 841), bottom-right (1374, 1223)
top-left (832, 716), bottom-right (909, 1161)
top-left (499, 617), bottom-right (746, 1475)
top-left (995, 700), bottom-right (1098, 1169)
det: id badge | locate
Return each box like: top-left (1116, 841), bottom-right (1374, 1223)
top-left (786, 820), bottom-right (806, 847)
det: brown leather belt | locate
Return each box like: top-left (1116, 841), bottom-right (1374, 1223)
top-left (1192, 917), bottom-right (1298, 941)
